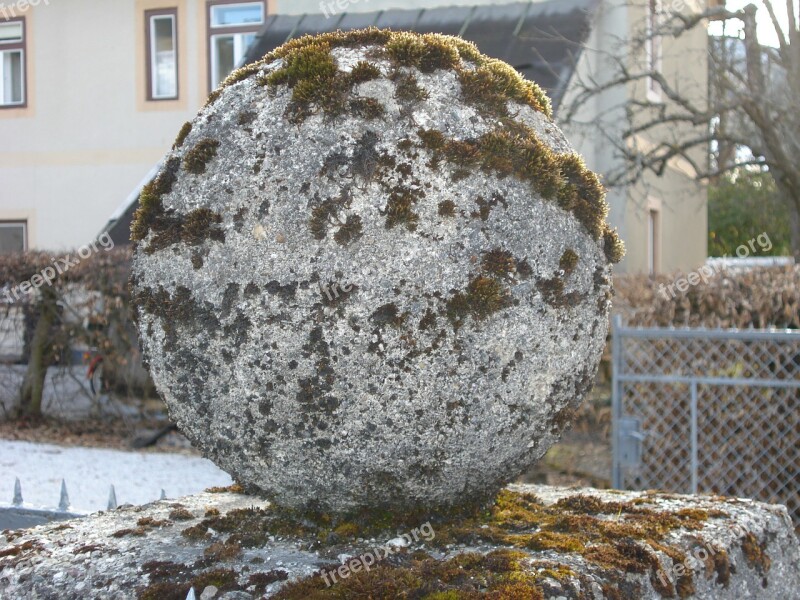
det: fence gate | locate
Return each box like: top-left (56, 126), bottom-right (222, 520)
top-left (611, 316), bottom-right (800, 525)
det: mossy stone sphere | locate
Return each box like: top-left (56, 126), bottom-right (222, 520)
top-left (131, 29), bottom-right (622, 515)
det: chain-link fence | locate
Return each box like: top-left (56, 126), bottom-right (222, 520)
top-left (611, 316), bottom-right (800, 526)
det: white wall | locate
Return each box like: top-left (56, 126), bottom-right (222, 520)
top-left (0, 0), bottom-right (206, 251)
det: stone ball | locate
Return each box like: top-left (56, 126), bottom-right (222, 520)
top-left (131, 29), bottom-right (623, 515)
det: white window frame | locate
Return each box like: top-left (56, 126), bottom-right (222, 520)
top-left (647, 203), bottom-right (661, 275)
top-left (210, 2), bottom-right (265, 28)
top-left (645, 0), bottom-right (663, 103)
top-left (0, 221), bottom-right (28, 254)
top-left (0, 19), bottom-right (25, 107)
top-left (147, 10), bottom-right (179, 101)
top-left (210, 32), bottom-right (256, 90)
top-left (208, 1), bottom-right (265, 91)
top-left (0, 20), bottom-right (23, 43)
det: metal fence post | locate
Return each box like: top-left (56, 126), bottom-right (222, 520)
top-left (690, 380), bottom-right (698, 494)
top-left (607, 324), bottom-right (799, 526)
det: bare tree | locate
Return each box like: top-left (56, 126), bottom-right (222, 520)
top-left (561, 1), bottom-right (800, 258)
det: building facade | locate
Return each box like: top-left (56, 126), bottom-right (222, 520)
top-left (560, 0), bottom-right (709, 274)
top-left (0, 0), bottom-right (274, 252)
top-left (0, 0), bottom-right (709, 273)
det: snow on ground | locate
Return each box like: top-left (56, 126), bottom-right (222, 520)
top-left (0, 440), bottom-right (232, 513)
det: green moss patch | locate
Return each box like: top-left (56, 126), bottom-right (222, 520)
top-left (130, 146), bottom-right (226, 251)
top-left (205, 483), bottom-right (246, 494)
top-left (130, 157), bottom-right (180, 243)
top-left (309, 191), bottom-right (364, 245)
top-left (537, 276), bottom-right (586, 309)
top-left (385, 32), bottom-right (461, 72)
top-left (332, 215), bottom-right (364, 245)
top-left (416, 125), bottom-right (624, 263)
top-left (559, 249), bottom-right (579, 275)
top-left (603, 227), bottom-right (625, 264)
top-left (252, 28), bottom-right (552, 124)
top-left (425, 490), bottom-right (727, 598)
top-left (273, 549), bottom-right (563, 600)
top-left (482, 248), bottom-right (517, 279)
top-left (445, 247), bottom-right (539, 328)
top-left (459, 59), bottom-right (551, 117)
top-left (138, 206), bottom-right (225, 255)
top-left (172, 121), bottom-right (192, 150)
top-left (438, 200), bottom-right (457, 217)
top-left (248, 570), bottom-right (290, 594)
top-left (127, 490), bottom-right (735, 599)
top-left (349, 60), bottom-right (382, 83)
top-left (392, 71), bottom-right (430, 103)
top-left (385, 188), bottom-right (421, 231)
top-left (446, 275), bottom-right (511, 327)
top-left (259, 490), bottom-right (727, 598)
top-left (181, 209), bottom-right (225, 246)
top-left (137, 563), bottom-right (241, 600)
top-left (741, 532), bottom-right (771, 575)
top-left (183, 138), bottom-right (220, 175)
top-left (349, 97), bottom-right (386, 120)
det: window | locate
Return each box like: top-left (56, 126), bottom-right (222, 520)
top-left (648, 209), bottom-right (660, 275)
top-left (0, 221), bottom-right (27, 254)
top-left (146, 9), bottom-right (178, 100)
top-left (208, 1), bottom-right (265, 90)
top-left (646, 0), bottom-right (663, 99)
top-left (0, 19), bottom-right (25, 107)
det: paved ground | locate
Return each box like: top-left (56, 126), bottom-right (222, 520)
top-left (0, 440), bottom-right (232, 514)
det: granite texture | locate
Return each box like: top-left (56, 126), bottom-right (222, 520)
top-left (131, 32), bottom-right (616, 514)
top-left (1, 485), bottom-right (797, 599)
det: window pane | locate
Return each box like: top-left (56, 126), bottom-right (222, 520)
top-left (0, 224), bottom-right (26, 255)
top-left (211, 32), bottom-right (257, 88)
top-left (1, 50), bottom-right (23, 105)
top-left (0, 22), bottom-right (23, 44)
top-left (212, 35), bottom-right (235, 88)
top-left (151, 15), bottom-right (177, 99)
top-left (211, 3), bottom-right (263, 27)
top-left (240, 32), bottom-right (256, 57)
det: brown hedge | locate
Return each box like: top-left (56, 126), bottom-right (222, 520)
top-left (0, 248), bottom-right (155, 403)
top-left (613, 266), bottom-right (800, 330)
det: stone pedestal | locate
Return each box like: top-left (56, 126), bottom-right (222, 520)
top-left (2, 484), bottom-right (797, 599)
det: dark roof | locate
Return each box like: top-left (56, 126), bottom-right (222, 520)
top-left (105, 0), bottom-right (598, 245)
top-left (244, 0), bottom-right (599, 110)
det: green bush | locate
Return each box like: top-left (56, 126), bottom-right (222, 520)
top-left (709, 170), bottom-right (792, 257)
